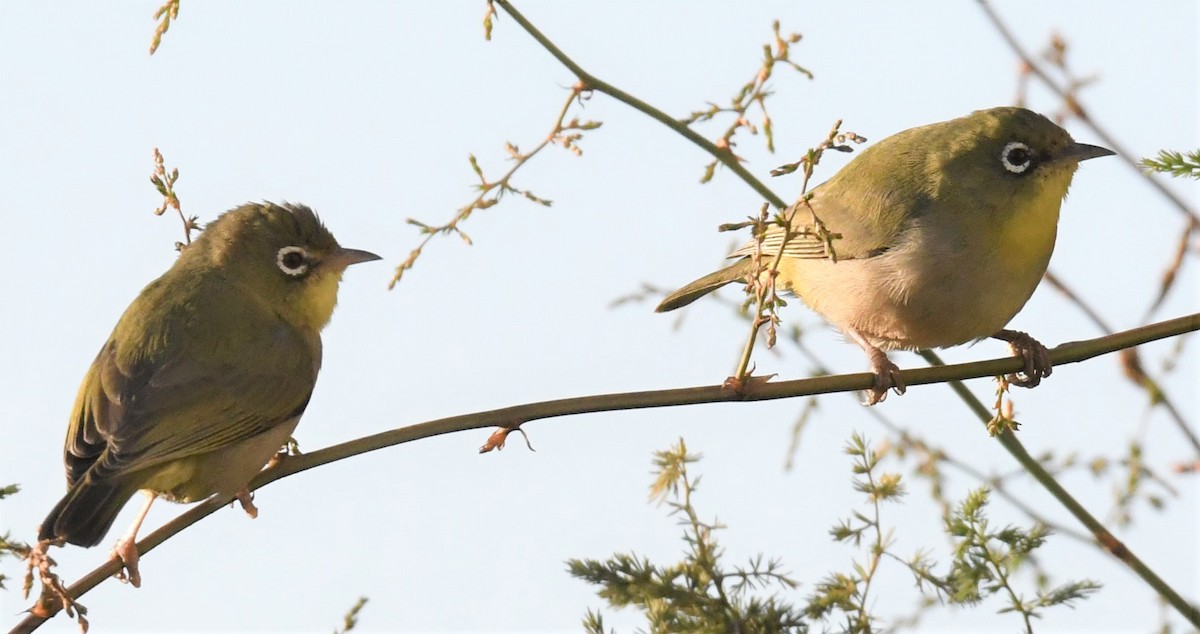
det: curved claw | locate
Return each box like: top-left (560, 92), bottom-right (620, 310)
top-left (994, 329), bottom-right (1052, 388)
top-left (111, 538), bottom-right (141, 587)
top-left (861, 346), bottom-right (905, 406)
top-left (846, 328), bottom-right (905, 406)
top-left (865, 357), bottom-right (906, 405)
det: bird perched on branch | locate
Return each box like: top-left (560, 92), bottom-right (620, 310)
top-left (36, 201), bottom-right (380, 586)
top-left (657, 107), bottom-right (1113, 404)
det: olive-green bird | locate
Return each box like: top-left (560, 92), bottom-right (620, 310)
top-left (657, 107), bottom-right (1113, 404)
top-left (37, 201), bottom-right (379, 585)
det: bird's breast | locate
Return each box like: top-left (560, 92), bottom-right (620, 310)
top-left (782, 204), bottom-right (1060, 350)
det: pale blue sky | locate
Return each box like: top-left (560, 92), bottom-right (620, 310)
top-left (1, 2), bottom-right (1197, 632)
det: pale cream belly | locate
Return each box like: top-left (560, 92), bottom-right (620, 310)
top-left (137, 416), bottom-right (302, 503)
top-left (782, 234), bottom-right (1053, 351)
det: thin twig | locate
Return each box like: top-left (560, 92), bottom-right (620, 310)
top-left (492, 0), bottom-right (788, 211)
top-left (390, 82), bottom-right (592, 288)
top-left (148, 0), bottom-right (180, 55)
top-left (149, 148), bottom-right (198, 250)
top-left (731, 122), bottom-right (863, 382)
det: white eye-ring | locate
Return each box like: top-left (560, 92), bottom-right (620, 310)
top-left (1000, 141), bottom-right (1034, 174)
top-left (277, 246), bottom-right (310, 276)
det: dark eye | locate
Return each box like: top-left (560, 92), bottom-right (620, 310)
top-left (1000, 141), bottom-right (1034, 174)
top-left (277, 246), bottom-right (310, 276)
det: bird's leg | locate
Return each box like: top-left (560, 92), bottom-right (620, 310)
top-left (992, 329), bottom-right (1052, 388)
top-left (235, 487), bottom-right (258, 519)
top-left (112, 491), bottom-right (156, 587)
top-left (846, 329), bottom-right (905, 405)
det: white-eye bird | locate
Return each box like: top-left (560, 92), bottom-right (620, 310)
top-left (37, 202), bottom-right (380, 585)
top-left (657, 107), bottom-right (1114, 404)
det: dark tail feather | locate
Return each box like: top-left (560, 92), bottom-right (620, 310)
top-left (38, 478), bottom-right (139, 547)
top-left (655, 259), bottom-right (755, 313)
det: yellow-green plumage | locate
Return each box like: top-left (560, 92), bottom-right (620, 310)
top-left (657, 107), bottom-right (1113, 403)
top-left (39, 202), bottom-right (379, 548)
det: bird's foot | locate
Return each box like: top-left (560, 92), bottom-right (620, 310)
top-left (266, 437), bottom-right (302, 469)
top-left (111, 537), bottom-right (141, 587)
top-left (862, 348), bottom-right (906, 406)
top-left (479, 424), bottom-right (536, 454)
top-left (845, 328), bottom-right (905, 405)
top-left (993, 329), bottom-right (1052, 388)
top-left (236, 487), bottom-right (259, 519)
top-left (720, 371), bottom-right (777, 397)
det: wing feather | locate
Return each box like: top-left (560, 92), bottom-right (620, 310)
top-left (63, 274), bottom-right (319, 485)
top-left (727, 187), bottom-right (904, 262)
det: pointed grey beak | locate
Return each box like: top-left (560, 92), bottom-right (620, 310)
top-left (1061, 142), bottom-right (1116, 163)
top-left (328, 247), bottom-right (382, 269)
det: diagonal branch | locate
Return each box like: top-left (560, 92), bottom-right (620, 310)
top-left (921, 347), bottom-right (1199, 626)
top-left (490, 0), bottom-right (789, 211)
top-left (15, 311), bottom-right (1200, 631)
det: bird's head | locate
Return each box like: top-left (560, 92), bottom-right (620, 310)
top-left (924, 106), bottom-right (1114, 212)
top-left (190, 202), bottom-right (380, 332)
